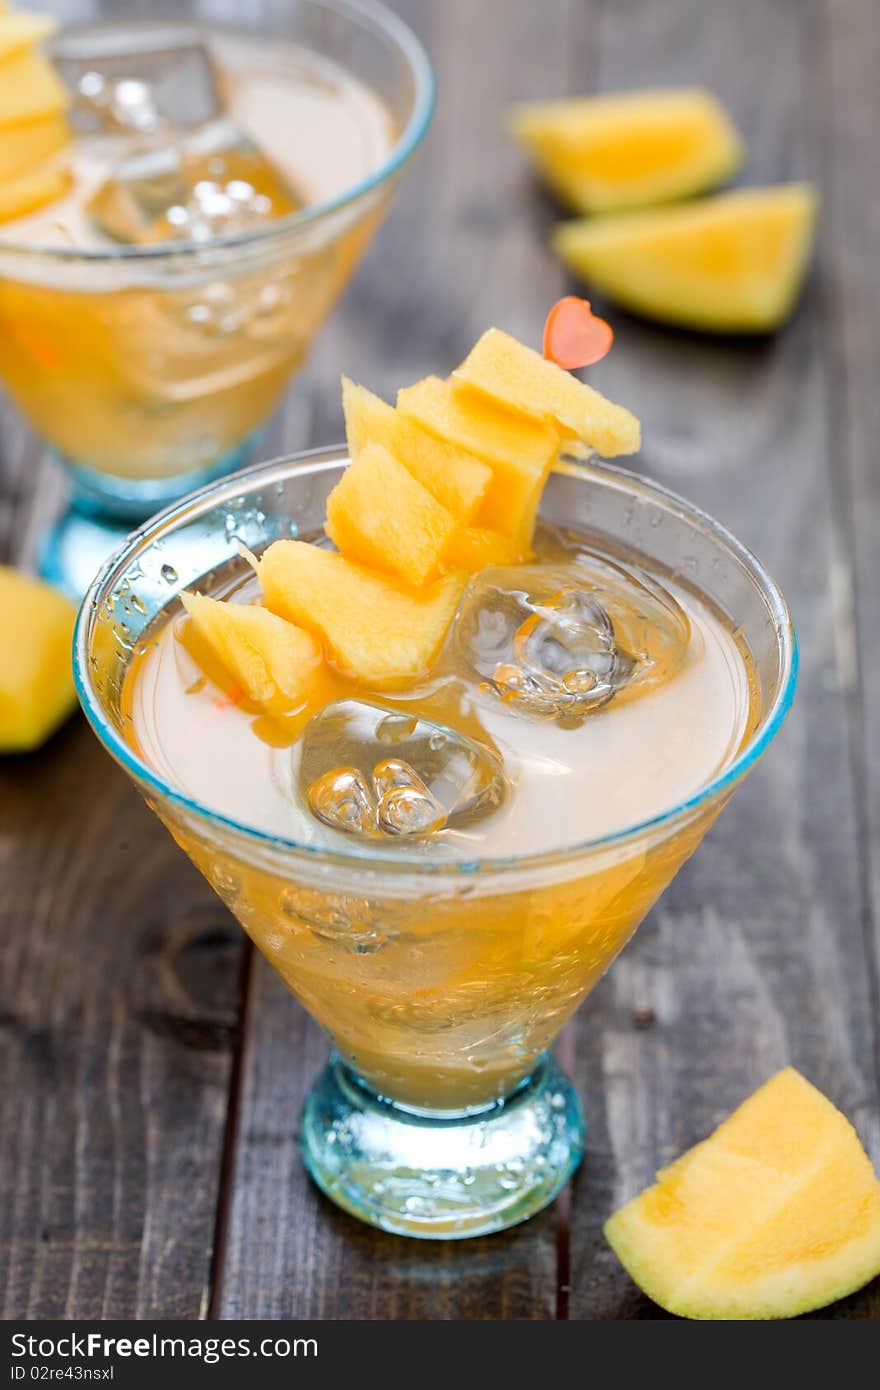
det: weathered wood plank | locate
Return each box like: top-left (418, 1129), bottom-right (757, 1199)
top-left (821, 0), bottom-right (880, 1075)
top-left (566, 0), bottom-right (880, 1319)
top-left (0, 719), bottom-right (245, 1317)
top-left (813, 0), bottom-right (880, 1316)
top-left (213, 0), bottom-right (573, 1319)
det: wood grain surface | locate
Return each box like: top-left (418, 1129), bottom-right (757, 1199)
top-left (1, 0), bottom-right (878, 1320)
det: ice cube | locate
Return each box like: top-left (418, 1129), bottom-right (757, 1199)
top-left (454, 563), bottom-right (685, 725)
top-left (87, 118), bottom-right (299, 245)
top-left (55, 32), bottom-right (299, 244)
top-left (56, 33), bottom-right (224, 131)
top-left (299, 699), bottom-right (507, 841)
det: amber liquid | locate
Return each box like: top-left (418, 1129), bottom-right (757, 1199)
top-left (0, 29), bottom-right (395, 481)
top-left (121, 527), bottom-right (759, 1110)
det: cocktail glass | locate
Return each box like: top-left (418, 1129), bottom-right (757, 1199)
top-left (73, 447), bottom-right (797, 1239)
top-left (0, 0), bottom-right (433, 598)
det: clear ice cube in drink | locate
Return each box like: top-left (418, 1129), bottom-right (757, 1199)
top-left (56, 33), bottom-right (224, 131)
top-left (86, 121), bottom-right (299, 244)
top-left (299, 699), bottom-right (508, 840)
top-left (455, 562), bottom-right (689, 725)
top-left (56, 32), bottom-right (299, 243)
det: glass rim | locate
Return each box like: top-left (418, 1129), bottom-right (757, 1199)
top-left (73, 445), bottom-right (799, 879)
top-left (0, 0), bottom-right (436, 263)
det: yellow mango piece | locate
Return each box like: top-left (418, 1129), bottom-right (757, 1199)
top-left (397, 376), bottom-right (560, 549)
top-left (180, 592), bottom-right (322, 713)
top-left (605, 1068), bottom-right (880, 1319)
top-left (454, 328), bottom-right (640, 457)
top-left (0, 159), bottom-right (71, 224)
top-left (554, 185), bottom-right (818, 333)
top-left (0, 49), bottom-right (69, 127)
top-left (441, 525), bottom-right (525, 573)
top-left (0, 11), bottom-right (57, 61)
top-left (510, 88), bottom-right (744, 214)
top-left (256, 541), bottom-right (464, 687)
top-left (326, 442), bottom-right (457, 588)
top-left (0, 112), bottom-right (71, 183)
top-left (341, 376), bottom-right (491, 524)
top-left (0, 565), bottom-right (76, 751)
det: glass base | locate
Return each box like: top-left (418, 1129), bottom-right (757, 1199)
top-left (39, 509), bottom-right (138, 603)
top-left (38, 431), bottom-right (264, 599)
top-left (301, 1053), bottom-right (585, 1239)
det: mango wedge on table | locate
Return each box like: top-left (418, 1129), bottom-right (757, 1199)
top-left (180, 592), bottom-right (323, 714)
top-left (326, 441), bottom-right (458, 587)
top-left (605, 1068), bottom-right (880, 1319)
top-left (341, 377), bottom-right (492, 524)
top-left (255, 541), bottom-right (465, 687)
top-left (0, 565), bottom-right (77, 752)
top-left (510, 88), bottom-right (744, 214)
top-left (554, 185), bottom-right (818, 333)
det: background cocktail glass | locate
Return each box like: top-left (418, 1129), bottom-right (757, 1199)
top-left (74, 448), bottom-right (797, 1239)
top-left (0, 0), bottom-right (433, 598)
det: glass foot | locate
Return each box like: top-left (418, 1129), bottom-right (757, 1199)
top-left (38, 430), bottom-right (265, 600)
top-left (301, 1053), bottom-right (585, 1239)
top-left (39, 508), bottom-right (137, 602)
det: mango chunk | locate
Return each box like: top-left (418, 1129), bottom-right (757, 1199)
top-left (554, 185), bottom-right (818, 333)
top-left (454, 327), bottom-right (641, 457)
top-left (397, 376), bottom-right (560, 549)
top-left (180, 592), bottom-right (322, 713)
top-left (0, 565), bottom-right (76, 751)
top-left (0, 11), bottom-right (57, 61)
top-left (256, 540), bottom-right (464, 687)
top-left (510, 88), bottom-right (744, 214)
top-left (0, 112), bottom-right (71, 184)
top-left (441, 525), bottom-right (526, 573)
top-left (341, 376), bottom-right (491, 523)
top-left (326, 442), bottom-right (458, 588)
top-left (605, 1068), bottom-right (880, 1320)
top-left (0, 50), bottom-right (69, 128)
top-left (0, 159), bottom-right (71, 224)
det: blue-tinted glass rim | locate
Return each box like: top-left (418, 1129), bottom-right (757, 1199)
top-left (74, 447), bottom-right (798, 878)
top-left (0, 0), bottom-right (436, 262)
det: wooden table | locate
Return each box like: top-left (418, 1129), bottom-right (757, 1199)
top-left (2, 0), bottom-right (879, 1320)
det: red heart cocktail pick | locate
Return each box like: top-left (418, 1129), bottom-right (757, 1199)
top-left (543, 296), bottom-right (614, 369)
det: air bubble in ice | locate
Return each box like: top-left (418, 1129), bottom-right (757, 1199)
top-left (373, 759), bottom-right (447, 837)
top-left (299, 700), bottom-right (507, 841)
top-left (307, 767), bottom-right (376, 837)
